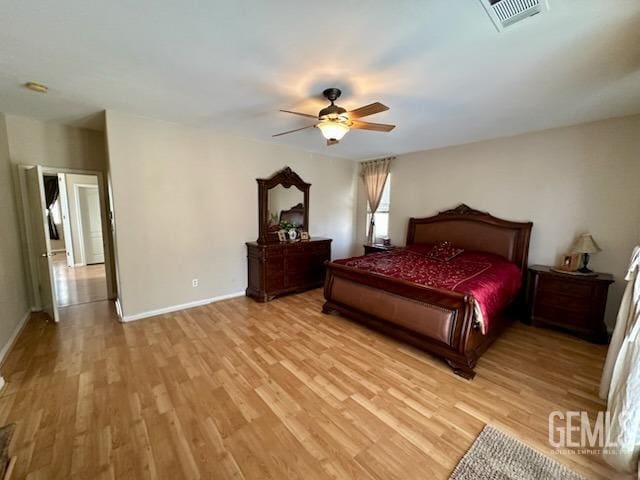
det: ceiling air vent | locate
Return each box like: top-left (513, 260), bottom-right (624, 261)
top-left (479, 0), bottom-right (549, 31)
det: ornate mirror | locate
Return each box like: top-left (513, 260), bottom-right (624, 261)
top-left (257, 167), bottom-right (310, 244)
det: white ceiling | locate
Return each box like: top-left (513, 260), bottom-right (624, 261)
top-left (0, 0), bottom-right (639, 159)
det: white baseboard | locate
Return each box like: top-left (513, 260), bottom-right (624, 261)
top-left (119, 291), bottom-right (245, 323)
top-left (0, 309), bottom-right (31, 367)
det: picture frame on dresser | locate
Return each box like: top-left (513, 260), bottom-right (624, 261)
top-left (553, 253), bottom-right (581, 273)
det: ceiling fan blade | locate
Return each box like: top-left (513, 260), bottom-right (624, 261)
top-left (347, 102), bottom-right (389, 119)
top-left (279, 110), bottom-right (318, 119)
top-left (326, 139), bottom-right (339, 146)
top-left (272, 125), bottom-right (315, 137)
top-left (351, 120), bottom-right (395, 132)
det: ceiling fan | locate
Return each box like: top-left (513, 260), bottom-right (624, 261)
top-left (273, 88), bottom-right (395, 146)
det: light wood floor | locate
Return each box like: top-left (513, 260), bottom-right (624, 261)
top-left (53, 257), bottom-right (107, 307)
top-left (0, 289), bottom-right (626, 479)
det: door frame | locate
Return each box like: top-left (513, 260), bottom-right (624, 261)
top-left (73, 183), bottom-right (101, 266)
top-left (57, 173), bottom-right (75, 267)
top-left (18, 165), bottom-right (117, 305)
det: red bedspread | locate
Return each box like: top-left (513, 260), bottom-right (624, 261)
top-left (333, 245), bottom-right (522, 333)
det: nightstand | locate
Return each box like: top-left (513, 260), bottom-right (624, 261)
top-left (527, 265), bottom-right (614, 343)
top-left (363, 243), bottom-right (397, 255)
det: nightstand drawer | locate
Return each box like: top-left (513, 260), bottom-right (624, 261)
top-left (537, 275), bottom-right (593, 299)
top-left (532, 303), bottom-right (592, 330)
top-left (535, 288), bottom-right (592, 311)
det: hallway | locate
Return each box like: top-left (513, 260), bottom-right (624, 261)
top-left (53, 256), bottom-right (107, 307)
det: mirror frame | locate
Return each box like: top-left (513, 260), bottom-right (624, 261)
top-left (257, 167), bottom-right (310, 244)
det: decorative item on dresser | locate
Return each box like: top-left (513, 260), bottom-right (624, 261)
top-left (246, 167), bottom-right (332, 302)
top-left (527, 265), bottom-right (614, 343)
top-left (363, 243), bottom-right (397, 255)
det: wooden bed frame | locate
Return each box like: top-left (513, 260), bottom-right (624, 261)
top-left (322, 204), bottom-right (533, 379)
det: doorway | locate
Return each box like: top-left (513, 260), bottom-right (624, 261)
top-left (53, 174), bottom-right (107, 307)
top-left (19, 166), bottom-right (115, 321)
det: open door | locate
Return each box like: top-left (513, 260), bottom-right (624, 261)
top-left (25, 166), bottom-right (59, 322)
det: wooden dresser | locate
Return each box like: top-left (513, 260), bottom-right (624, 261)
top-left (246, 238), bottom-right (332, 302)
top-left (527, 265), bottom-right (614, 343)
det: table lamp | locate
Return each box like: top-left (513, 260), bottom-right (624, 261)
top-left (570, 234), bottom-right (601, 274)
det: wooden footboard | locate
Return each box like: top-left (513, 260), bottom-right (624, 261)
top-left (323, 262), bottom-right (518, 379)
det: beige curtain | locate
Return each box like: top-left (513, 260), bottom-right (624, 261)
top-left (360, 157), bottom-right (392, 244)
top-left (600, 246), bottom-right (640, 474)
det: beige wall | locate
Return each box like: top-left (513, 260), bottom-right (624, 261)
top-left (106, 111), bottom-right (357, 318)
top-left (357, 114), bottom-right (640, 327)
top-left (0, 115), bottom-right (30, 358)
top-left (3, 114), bottom-right (116, 303)
top-left (5, 115), bottom-right (106, 172)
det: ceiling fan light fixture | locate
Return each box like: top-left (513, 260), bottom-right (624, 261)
top-left (317, 120), bottom-right (349, 141)
top-left (274, 88), bottom-right (394, 144)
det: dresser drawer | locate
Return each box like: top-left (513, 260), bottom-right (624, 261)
top-left (285, 257), bottom-right (312, 274)
top-left (266, 272), bottom-right (284, 291)
top-left (265, 245), bottom-right (285, 257)
top-left (265, 257), bottom-right (285, 290)
top-left (310, 241), bottom-right (331, 255)
top-left (284, 241), bottom-right (330, 255)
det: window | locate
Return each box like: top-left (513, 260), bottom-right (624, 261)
top-left (366, 175), bottom-right (390, 240)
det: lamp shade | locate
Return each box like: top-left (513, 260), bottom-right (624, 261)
top-left (570, 234), bottom-right (602, 254)
top-left (317, 120), bottom-right (349, 141)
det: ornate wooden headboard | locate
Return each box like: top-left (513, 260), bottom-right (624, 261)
top-left (406, 204), bottom-right (533, 273)
top-left (279, 203), bottom-right (305, 227)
